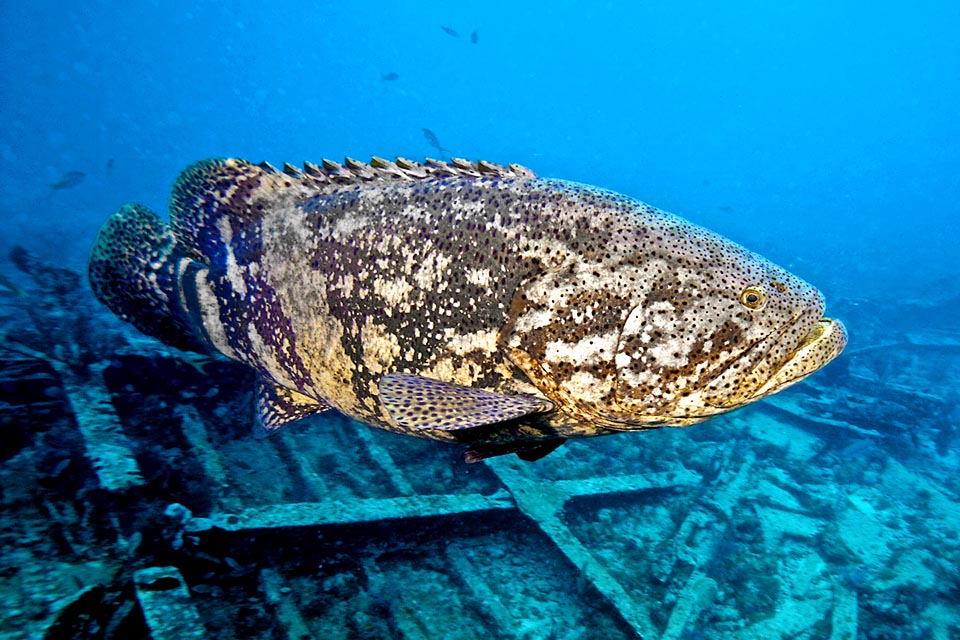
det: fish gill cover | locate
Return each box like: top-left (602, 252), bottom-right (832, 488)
top-left (0, 2), bottom-right (958, 640)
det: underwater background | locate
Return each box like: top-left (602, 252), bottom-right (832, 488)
top-left (1, 1), bottom-right (958, 638)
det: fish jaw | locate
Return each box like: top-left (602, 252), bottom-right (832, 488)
top-left (638, 314), bottom-right (847, 425)
top-left (749, 316), bottom-right (847, 400)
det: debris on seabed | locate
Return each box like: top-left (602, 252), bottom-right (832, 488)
top-left (1, 250), bottom-right (958, 639)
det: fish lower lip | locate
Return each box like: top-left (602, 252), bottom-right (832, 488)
top-left (811, 317), bottom-right (844, 345)
top-left (799, 320), bottom-right (829, 347)
top-left (787, 317), bottom-right (847, 365)
top-left (753, 316), bottom-right (847, 397)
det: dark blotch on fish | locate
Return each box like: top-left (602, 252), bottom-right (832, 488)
top-left (440, 25), bottom-right (459, 38)
top-left (381, 72), bottom-right (399, 82)
top-left (51, 171), bottom-right (85, 190)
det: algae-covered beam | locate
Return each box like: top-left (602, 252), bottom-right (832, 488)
top-left (483, 455), bottom-right (686, 638)
top-left (260, 569), bottom-right (314, 640)
top-left (133, 567), bottom-right (207, 640)
top-left (186, 490), bottom-right (516, 532)
top-left (829, 584), bottom-right (858, 640)
top-left (553, 469), bottom-right (702, 499)
top-left (61, 363), bottom-right (144, 492)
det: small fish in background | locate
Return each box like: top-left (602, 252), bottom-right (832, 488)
top-left (106, 158), bottom-right (115, 175)
top-left (422, 128), bottom-right (449, 158)
top-left (719, 205), bottom-right (734, 213)
top-left (381, 72), bottom-right (399, 82)
top-left (440, 25), bottom-right (460, 38)
top-left (470, 30), bottom-right (478, 44)
top-left (50, 170), bottom-right (85, 190)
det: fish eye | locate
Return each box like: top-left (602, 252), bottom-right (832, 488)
top-left (740, 286), bottom-right (766, 309)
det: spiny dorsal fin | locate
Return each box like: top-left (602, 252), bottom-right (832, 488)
top-left (303, 161), bottom-right (324, 177)
top-left (170, 158), bottom-right (310, 264)
top-left (258, 161), bottom-right (279, 173)
top-left (168, 156), bottom-right (537, 260)
top-left (297, 156), bottom-right (536, 186)
top-left (282, 162), bottom-right (303, 178)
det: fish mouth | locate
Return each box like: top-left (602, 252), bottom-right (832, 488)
top-left (750, 317), bottom-right (847, 399)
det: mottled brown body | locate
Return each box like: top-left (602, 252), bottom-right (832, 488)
top-left (90, 157), bottom-right (846, 460)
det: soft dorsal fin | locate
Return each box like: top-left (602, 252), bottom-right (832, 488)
top-left (255, 378), bottom-right (330, 435)
top-left (169, 158), bottom-right (309, 264)
top-left (88, 203), bottom-right (208, 353)
top-left (379, 373), bottom-right (554, 431)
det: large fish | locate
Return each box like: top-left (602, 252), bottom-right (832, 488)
top-left (88, 157), bottom-right (846, 461)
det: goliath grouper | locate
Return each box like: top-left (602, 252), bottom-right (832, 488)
top-left (88, 157), bottom-right (846, 462)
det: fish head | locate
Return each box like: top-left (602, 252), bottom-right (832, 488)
top-left (502, 196), bottom-right (847, 431)
top-left (610, 226), bottom-right (848, 425)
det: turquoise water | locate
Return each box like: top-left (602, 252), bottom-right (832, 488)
top-left (1, 2), bottom-right (957, 638)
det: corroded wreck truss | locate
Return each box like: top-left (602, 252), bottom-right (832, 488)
top-left (1, 249), bottom-right (959, 640)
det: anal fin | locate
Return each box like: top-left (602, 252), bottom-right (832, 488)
top-left (256, 378), bottom-right (329, 434)
top-left (516, 439), bottom-right (567, 461)
top-left (464, 438), bottom-right (567, 463)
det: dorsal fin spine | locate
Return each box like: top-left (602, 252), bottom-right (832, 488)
top-left (282, 162), bottom-right (303, 178)
top-left (168, 156), bottom-right (536, 259)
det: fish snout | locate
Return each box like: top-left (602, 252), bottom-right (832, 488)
top-left (751, 313), bottom-right (848, 399)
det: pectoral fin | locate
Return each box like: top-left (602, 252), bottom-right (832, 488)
top-left (255, 378), bottom-right (329, 434)
top-left (379, 373), bottom-right (554, 431)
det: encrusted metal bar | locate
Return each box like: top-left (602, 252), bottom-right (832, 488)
top-left (829, 584), bottom-right (859, 640)
top-left (175, 405), bottom-right (240, 512)
top-left (353, 426), bottom-right (415, 496)
top-left (661, 572), bottom-right (719, 640)
top-left (133, 567), bottom-right (207, 640)
top-left (260, 569), bottom-right (314, 640)
top-left (60, 363), bottom-right (144, 492)
top-left (553, 470), bottom-right (702, 499)
top-left (277, 429), bottom-right (334, 501)
top-left (185, 490), bottom-right (515, 532)
top-left (483, 456), bottom-right (703, 639)
top-left (445, 546), bottom-right (516, 634)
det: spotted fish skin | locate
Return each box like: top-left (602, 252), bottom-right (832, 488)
top-left (89, 157), bottom-right (846, 459)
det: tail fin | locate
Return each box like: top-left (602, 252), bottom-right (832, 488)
top-left (88, 203), bottom-right (207, 352)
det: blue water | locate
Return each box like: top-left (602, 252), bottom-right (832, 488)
top-left (1, 2), bottom-right (958, 639)
top-left (3, 1), bottom-right (958, 294)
